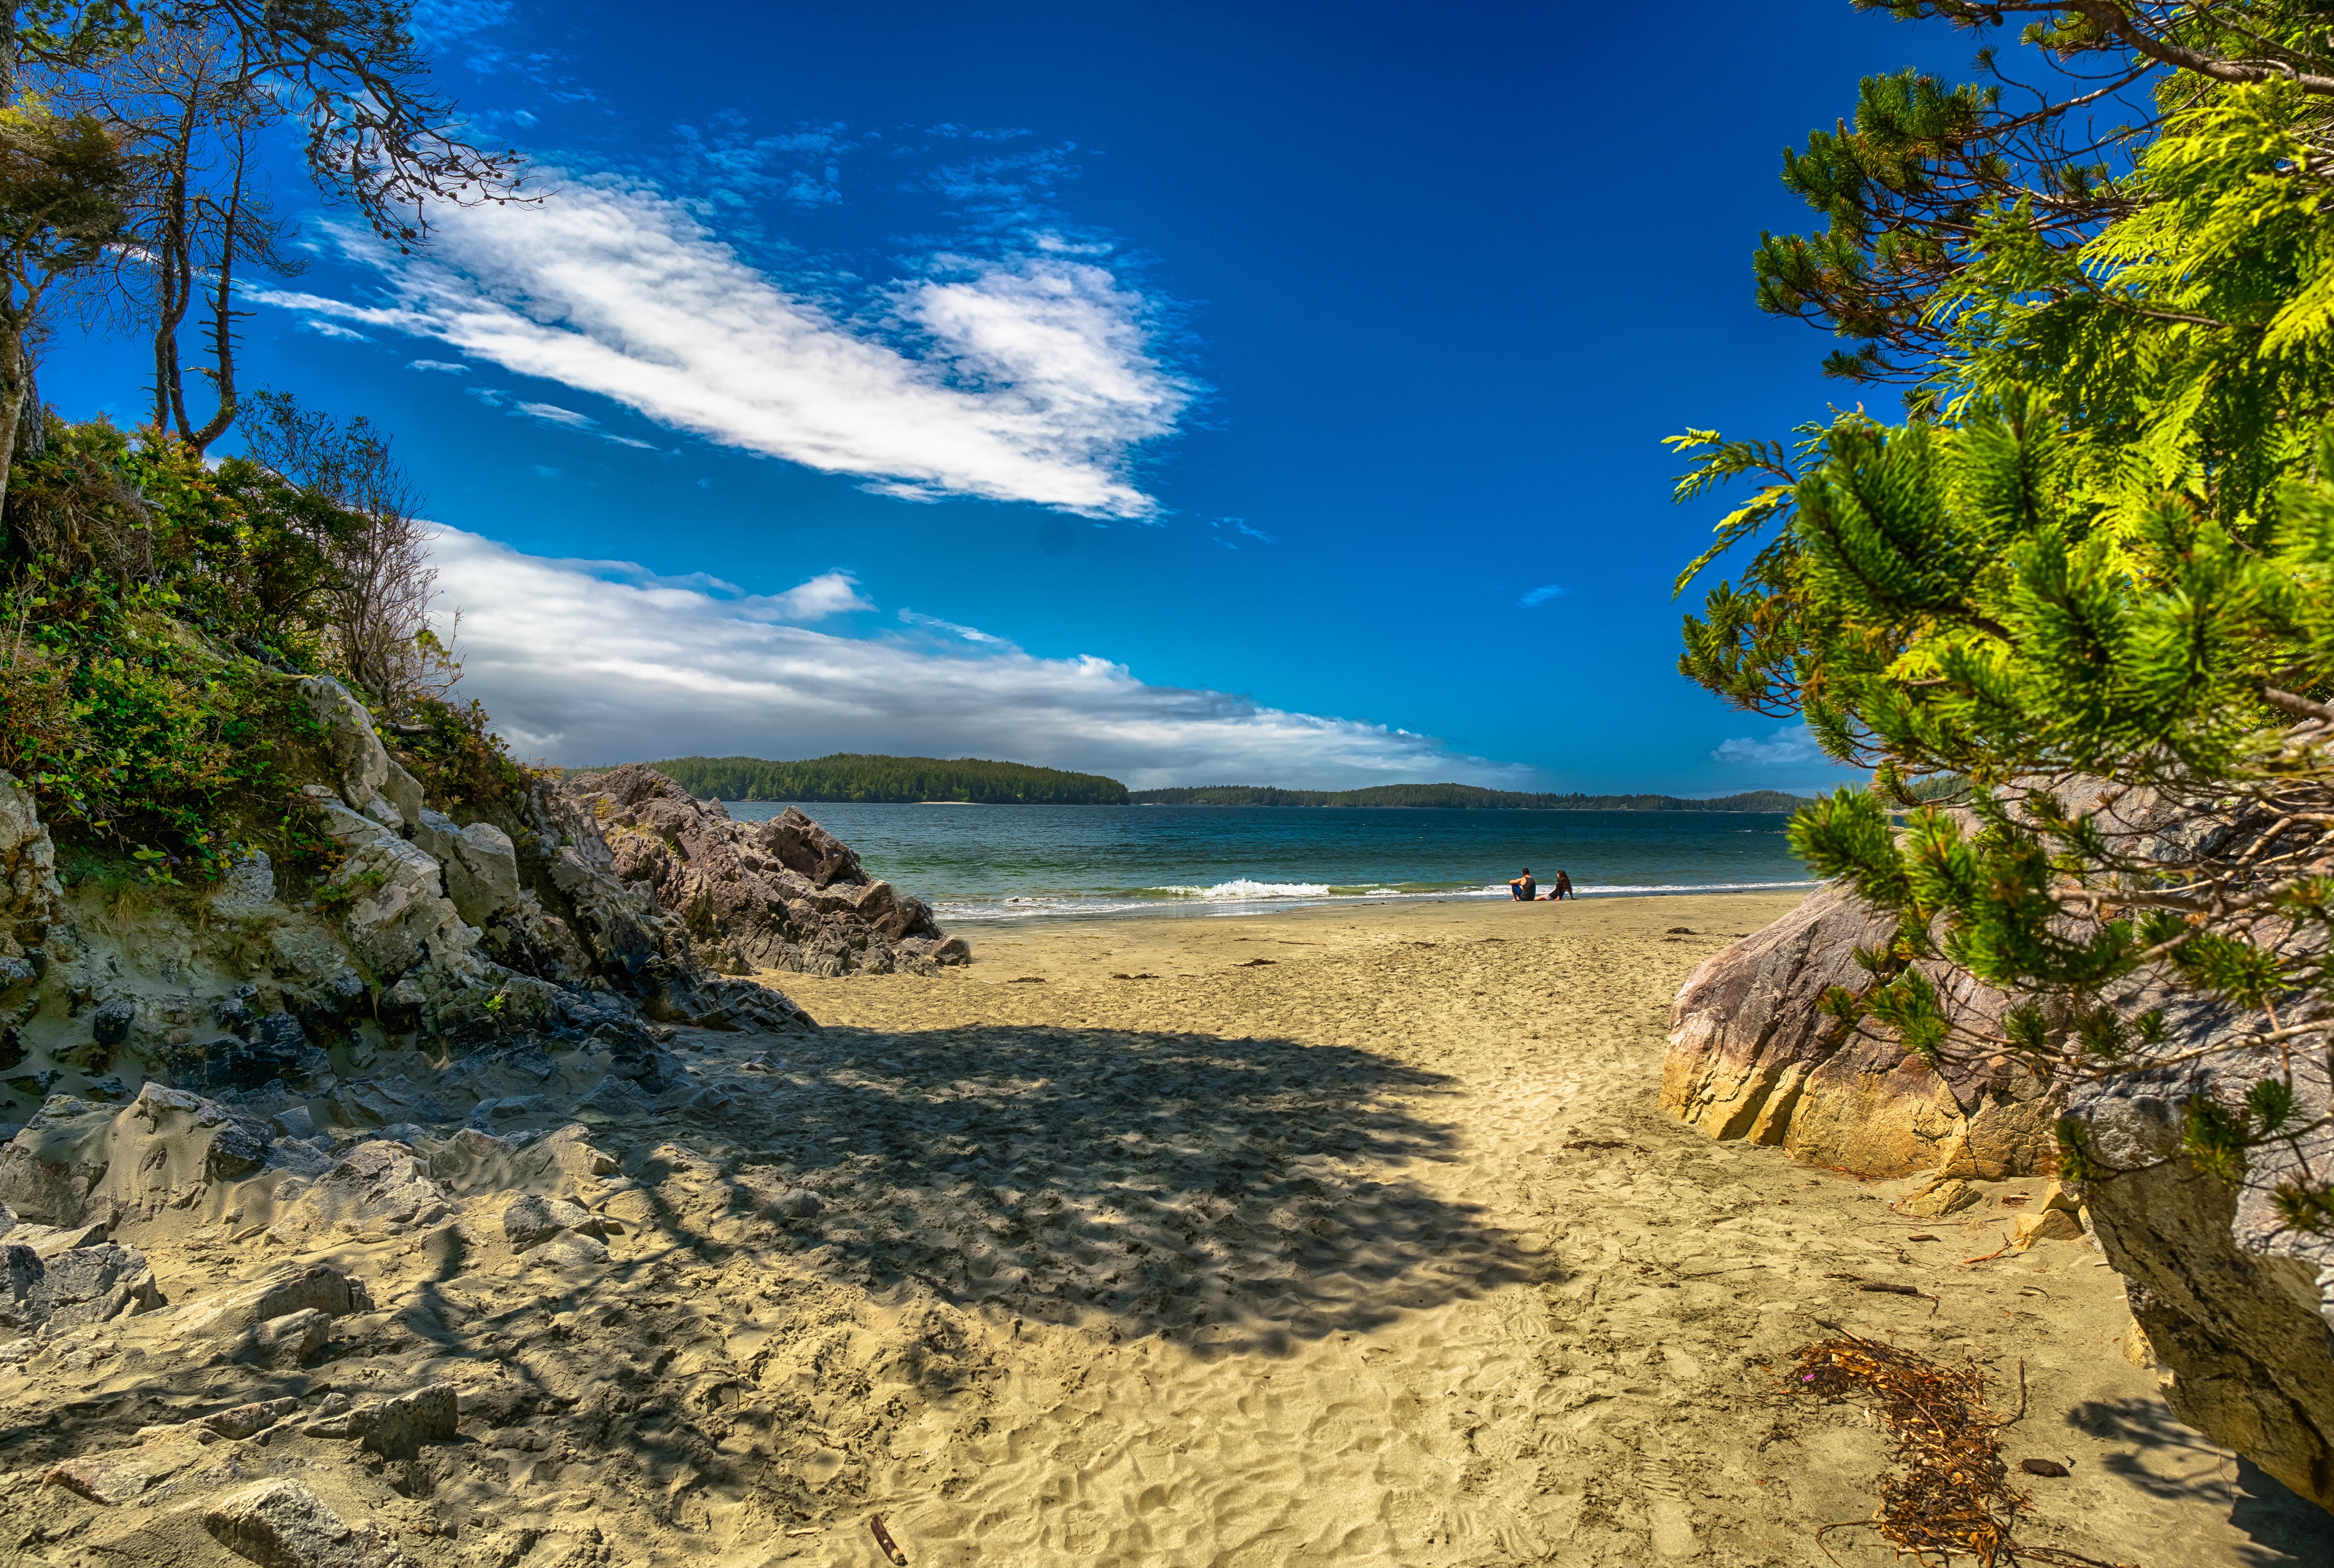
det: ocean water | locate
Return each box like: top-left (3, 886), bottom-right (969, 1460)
top-left (722, 802), bottom-right (1814, 923)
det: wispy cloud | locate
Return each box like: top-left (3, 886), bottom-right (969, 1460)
top-left (1712, 723), bottom-right (1822, 766)
top-left (1519, 583), bottom-right (1566, 607)
top-left (430, 529), bottom-right (1527, 788)
top-left (257, 174), bottom-right (1201, 516)
top-left (899, 608), bottom-right (1012, 646)
top-left (408, 358), bottom-right (470, 374)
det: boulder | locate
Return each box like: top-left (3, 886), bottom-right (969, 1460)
top-left (211, 849), bottom-right (277, 914)
top-left (203, 1477), bottom-right (410, 1568)
top-left (1662, 882), bottom-right (2055, 1177)
top-left (2070, 1052), bottom-right (2334, 1511)
top-left (444, 821), bottom-right (523, 925)
top-left (267, 1141), bottom-right (448, 1243)
top-left (327, 830), bottom-right (475, 982)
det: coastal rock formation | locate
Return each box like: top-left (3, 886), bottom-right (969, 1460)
top-left (1662, 882), bottom-right (2055, 1177)
top-left (1668, 874), bottom-right (2334, 1512)
top-left (550, 764), bottom-right (967, 977)
top-left (2069, 1037), bottom-right (2334, 1510)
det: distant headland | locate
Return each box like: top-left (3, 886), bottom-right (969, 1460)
top-left (613, 755), bottom-right (1811, 811)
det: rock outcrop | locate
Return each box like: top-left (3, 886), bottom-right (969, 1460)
top-left (2069, 1039), bottom-right (2334, 1510)
top-left (1662, 883), bottom-right (2056, 1177)
top-left (550, 764), bottom-right (969, 977)
top-left (1667, 875), bottom-right (2334, 1513)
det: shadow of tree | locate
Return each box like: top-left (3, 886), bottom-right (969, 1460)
top-left (659, 1024), bottom-right (1554, 1350)
top-left (2063, 1399), bottom-right (2331, 1564)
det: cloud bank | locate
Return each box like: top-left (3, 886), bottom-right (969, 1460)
top-left (430, 529), bottom-right (1522, 788)
top-left (257, 175), bottom-right (1199, 516)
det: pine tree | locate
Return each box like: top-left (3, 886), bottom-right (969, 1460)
top-left (1678, 3), bottom-right (2334, 1227)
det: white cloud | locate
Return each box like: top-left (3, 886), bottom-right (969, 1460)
top-left (899, 608), bottom-right (1011, 645)
top-left (430, 528), bottom-right (1525, 787)
top-left (302, 319), bottom-right (369, 341)
top-left (256, 174), bottom-right (1199, 517)
top-left (1712, 723), bottom-right (1823, 766)
top-left (408, 358), bottom-right (470, 374)
top-left (1519, 583), bottom-right (1566, 607)
top-left (515, 400), bottom-right (593, 429)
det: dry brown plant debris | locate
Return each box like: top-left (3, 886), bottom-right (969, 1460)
top-left (1790, 1327), bottom-right (2134, 1568)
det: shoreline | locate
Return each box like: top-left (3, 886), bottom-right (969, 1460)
top-left (933, 880), bottom-right (1822, 925)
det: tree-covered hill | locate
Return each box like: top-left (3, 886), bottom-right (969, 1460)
top-left (641, 754), bottom-right (1131, 805)
top-left (1128, 784), bottom-right (1813, 810)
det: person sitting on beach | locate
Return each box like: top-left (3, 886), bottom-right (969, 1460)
top-left (1510, 867), bottom-right (1536, 901)
top-left (1553, 869), bottom-right (1573, 901)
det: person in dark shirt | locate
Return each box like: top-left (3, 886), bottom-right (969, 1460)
top-left (1553, 869), bottom-right (1574, 901)
top-left (1509, 867), bottom-right (1536, 901)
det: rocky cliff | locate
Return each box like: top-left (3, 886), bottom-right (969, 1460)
top-left (1665, 880), bottom-right (2334, 1513)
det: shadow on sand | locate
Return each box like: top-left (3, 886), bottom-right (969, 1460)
top-left (2063, 1398), bottom-right (2332, 1565)
top-left (650, 1022), bottom-right (1556, 1350)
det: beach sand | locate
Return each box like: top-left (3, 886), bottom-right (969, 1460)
top-left (749, 892), bottom-right (2322, 1564)
top-left (9, 893), bottom-right (2321, 1567)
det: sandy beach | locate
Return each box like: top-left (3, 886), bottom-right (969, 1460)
top-left (7, 893), bottom-right (2322, 1567)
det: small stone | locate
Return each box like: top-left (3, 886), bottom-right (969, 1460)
top-left (360, 1383), bottom-right (458, 1460)
top-left (271, 1106), bottom-right (317, 1141)
top-left (502, 1195), bottom-right (559, 1251)
top-left (244, 1308), bottom-right (331, 1366)
top-left (2018, 1457), bottom-right (2071, 1478)
top-left (1896, 1176), bottom-right (1980, 1218)
top-left (769, 1187), bottom-right (823, 1219)
top-left (43, 1453), bottom-right (152, 1505)
top-left (204, 1476), bottom-right (409, 1567)
top-left (90, 997), bottom-right (136, 1048)
top-left (2013, 1207), bottom-right (2085, 1248)
top-left (198, 1397), bottom-right (301, 1439)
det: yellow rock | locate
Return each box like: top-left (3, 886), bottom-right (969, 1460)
top-left (2013, 1206), bottom-right (2085, 1248)
top-left (1898, 1176), bottom-right (1980, 1217)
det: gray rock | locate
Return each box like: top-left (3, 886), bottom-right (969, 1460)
top-left (91, 995), bottom-right (135, 1048)
top-left (243, 1306), bottom-right (332, 1366)
top-left (329, 831), bottom-right (475, 982)
top-left (271, 1105), bottom-right (316, 1141)
top-left (204, 1476), bottom-right (410, 1568)
top-left (211, 849), bottom-right (276, 913)
top-left (298, 676), bottom-right (392, 812)
top-left (446, 821), bottom-right (523, 925)
top-left (358, 1383), bottom-right (458, 1459)
top-left (0, 772), bottom-right (61, 1003)
top-left (409, 807), bottom-right (460, 863)
top-left (380, 758), bottom-right (426, 834)
top-left (0, 1240), bottom-right (162, 1332)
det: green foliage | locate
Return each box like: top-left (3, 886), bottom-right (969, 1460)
top-left (1678, 1), bottom-right (2334, 1226)
top-left (0, 417), bottom-right (370, 874)
top-left (389, 692), bottom-right (538, 821)
top-left (1128, 784), bottom-right (1815, 811)
top-left (645, 753), bottom-right (1131, 806)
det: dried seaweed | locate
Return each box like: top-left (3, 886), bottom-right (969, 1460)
top-left (1790, 1327), bottom-right (2135, 1567)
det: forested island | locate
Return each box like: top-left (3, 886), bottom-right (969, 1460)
top-left (645, 754), bottom-right (1131, 805)
top-left (1129, 784), bottom-right (1814, 810)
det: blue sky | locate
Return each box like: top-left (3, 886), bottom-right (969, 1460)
top-left (46, 1), bottom-right (1976, 792)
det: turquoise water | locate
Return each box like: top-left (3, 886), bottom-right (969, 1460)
top-left (724, 802), bottom-right (1813, 922)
